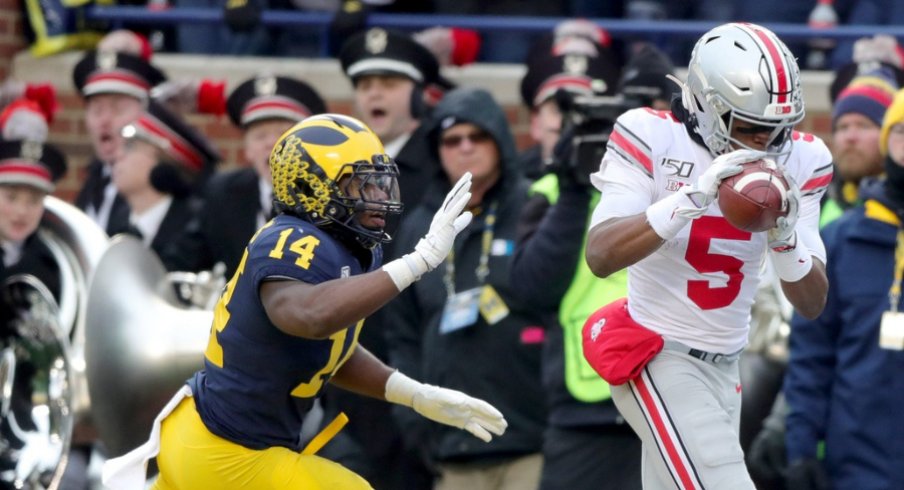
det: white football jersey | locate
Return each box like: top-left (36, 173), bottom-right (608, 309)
top-left (589, 107), bottom-right (833, 353)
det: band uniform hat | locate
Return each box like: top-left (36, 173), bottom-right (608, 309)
top-left (226, 75), bottom-right (327, 128)
top-left (0, 99), bottom-right (50, 142)
top-left (0, 139), bottom-right (67, 193)
top-left (73, 49), bottom-right (167, 100)
top-left (339, 27), bottom-right (441, 85)
top-left (121, 99), bottom-right (219, 173)
top-left (520, 48), bottom-right (621, 108)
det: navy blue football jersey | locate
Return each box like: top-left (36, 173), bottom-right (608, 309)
top-left (189, 214), bottom-right (382, 450)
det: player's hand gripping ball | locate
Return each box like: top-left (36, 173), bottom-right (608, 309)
top-left (717, 158), bottom-right (790, 233)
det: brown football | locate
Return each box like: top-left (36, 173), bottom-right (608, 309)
top-left (717, 159), bottom-right (789, 233)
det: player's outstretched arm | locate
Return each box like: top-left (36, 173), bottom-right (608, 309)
top-left (262, 173), bottom-right (473, 340)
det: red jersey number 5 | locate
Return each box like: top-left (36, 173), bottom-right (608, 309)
top-left (685, 216), bottom-right (751, 310)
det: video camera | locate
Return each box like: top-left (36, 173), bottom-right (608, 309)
top-left (548, 90), bottom-right (643, 186)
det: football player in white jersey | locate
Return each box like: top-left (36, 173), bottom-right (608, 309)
top-left (584, 23), bottom-right (832, 489)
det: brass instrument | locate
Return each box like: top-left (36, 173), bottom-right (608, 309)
top-left (1, 196), bottom-right (216, 487)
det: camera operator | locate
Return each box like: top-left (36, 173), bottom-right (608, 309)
top-left (516, 39), bottom-right (619, 180)
top-left (511, 52), bottom-right (679, 490)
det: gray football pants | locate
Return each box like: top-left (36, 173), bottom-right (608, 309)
top-left (611, 349), bottom-right (755, 490)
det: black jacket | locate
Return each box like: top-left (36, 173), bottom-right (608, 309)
top-left (149, 196), bottom-right (202, 263)
top-left (383, 88), bottom-right (546, 462)
top-left (160, 168), bottom-right (260, 276)
top-left (511, 179), bottom-right (625, 427)
top-left (75, 158), bottom-right (130, 236)
top-left (383, 122), bottom-right (443, 260)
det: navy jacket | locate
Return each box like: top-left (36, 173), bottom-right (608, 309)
top-left (785, 181), bottom-right (904, 489)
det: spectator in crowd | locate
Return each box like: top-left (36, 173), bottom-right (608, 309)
top-left (822, 64), bottom-right (901, 225)
top-left (783, 87), bottom-right (904, 490)
top-left (511, 48), bottom-right (649, 490)
top-left (112, 100), bottom-right (218, 260)
top-left (617, 42), bottom-right (676, 110)
top-left (162, 75), bottom-right (325, 277)
top-left (517, 35), bottom-right (621, 179)
top-left (583, 23), bottom-right (831, 488)
top-left (0, 139), bottom-right (67, 301)
top-left (384, 87), bottom-right (546, 490)
top-left (72, 49), bottom-right (167, 235)
top-left (102, 113), bottom-right (506, 490)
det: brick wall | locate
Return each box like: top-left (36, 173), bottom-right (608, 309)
top-left (4, 6), bottom-right (834, 205)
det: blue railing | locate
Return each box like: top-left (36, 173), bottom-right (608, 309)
top-left (85, 7), bottom-right (904, 40)
top-left (84, 7), bottom-right (904, 62)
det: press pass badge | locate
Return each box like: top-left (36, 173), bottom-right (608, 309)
top-left (439, 288), bottom-right (481, 334)
top-left (880, 311), bottom-right (904, 350)
top-left (479, 285), bottom-right (509, 325)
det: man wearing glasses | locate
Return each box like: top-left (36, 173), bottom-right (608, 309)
top-left (383, 87), bottom-right (546, 490)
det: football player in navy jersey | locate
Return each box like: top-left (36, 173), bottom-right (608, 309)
top-left (103, 113), bottom-right (507, 490)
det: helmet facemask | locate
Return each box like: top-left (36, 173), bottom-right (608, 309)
top-left (325, 157), bottom-right (402, 248)
top-left (282, 154), bottom-right (402, 249)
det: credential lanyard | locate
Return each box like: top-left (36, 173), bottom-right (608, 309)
top-left (443, 202), bottom-right (498, 297)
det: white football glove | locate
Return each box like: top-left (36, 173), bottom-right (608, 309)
top-left (383, 172), bottom-right (473, 290)
top-left (385, 371), bottom-right (507, 443)
top-left (647, 149), bottom-right (764, 239)
top-left (768, 173), bottom-right (802, 252)
top-left (767, 173), bottom-right (812, 281)
top-left (680, 148), bottom-right (766, 217)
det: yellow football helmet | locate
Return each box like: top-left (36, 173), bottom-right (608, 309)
top-left (269, 113), bottom-right (402, 248)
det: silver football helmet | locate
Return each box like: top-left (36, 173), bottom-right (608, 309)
top-left (679, 23), bottom-right (805, 157)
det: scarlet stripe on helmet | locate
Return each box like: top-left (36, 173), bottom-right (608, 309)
top-left (609, 122), bottom-right (653, 177)
top-left (736, 23), bottom-right (791, 105)
top-left (629, 369), bottom-right (704, 489)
